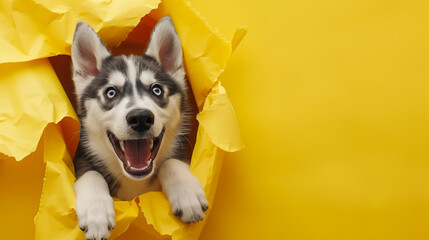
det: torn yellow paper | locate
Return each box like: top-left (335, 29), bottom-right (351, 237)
top-left (34, 124), bottom-right (81, 240)
top-left (0, 0), bottom-right (245, 239)
top-left (0, 0), bottom-right (160, 64)
top-left (231, 26), bottom-right (248, 52)
top-left (0, 59), bottom-right (79, 161)
top-left (34, 123), bottom-right (140, 240)
top-left (150, 0), bottom-right (234, 108)
top-left (138, 122), bottom-right (228, 240)
top-left (197, 81), bottom-right (245, 153)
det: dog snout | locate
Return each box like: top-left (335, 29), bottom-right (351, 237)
top-left (126, 109), bottom-right (154, 132)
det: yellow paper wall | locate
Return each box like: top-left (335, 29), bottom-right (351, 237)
top-left (0, 0), bottom-right (244, 239)
top-left (1, 0), bottom-right (429, 240)
top-left (191, 0), bottom-right (429, 239)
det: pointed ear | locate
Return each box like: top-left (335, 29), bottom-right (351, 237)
top-left (145, 16), bottom-right (183, 74)
top-left (71, 21), bottom-right (110, 78)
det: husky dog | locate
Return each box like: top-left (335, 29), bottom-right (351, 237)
top-left (71, 17), bottom-right (208, 240)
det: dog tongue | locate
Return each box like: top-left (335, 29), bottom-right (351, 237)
top-left (124, 139), bottom-right (151, 168)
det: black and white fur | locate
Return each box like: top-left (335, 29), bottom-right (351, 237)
top-left (71, 17), bottom-right (208, 240)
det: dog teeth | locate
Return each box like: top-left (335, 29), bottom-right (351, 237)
top-left (150, 139), bottom-right (154, 150)
top-left (120, 141), bottom-right (125, 152)
top-left (129, 159), bottom-right (152, 171)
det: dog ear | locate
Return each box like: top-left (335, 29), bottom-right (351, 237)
top-left (145, 17), bottom-right (183, 75)
top-left (72, 21), bottom-right (110, 79)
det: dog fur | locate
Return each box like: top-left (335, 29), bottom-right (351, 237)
top-left (71, 17), bottom-right (208, 240)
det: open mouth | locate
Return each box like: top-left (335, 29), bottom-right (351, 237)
top-left (107, 129), bottom-right (165, 177)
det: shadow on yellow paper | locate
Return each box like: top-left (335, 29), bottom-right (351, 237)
top-left (0, 0), bottom-right (246, 239)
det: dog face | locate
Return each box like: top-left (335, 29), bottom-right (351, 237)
top-left (72, 17), bottom-right (187, 179)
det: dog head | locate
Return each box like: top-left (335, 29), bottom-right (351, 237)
top-left (71, 17), bottom-right (187, 179)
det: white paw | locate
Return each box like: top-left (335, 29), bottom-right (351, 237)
top-left (75, 196), bottom-right (115, 240)
top-left (165, 177), bottom-right (209, 223)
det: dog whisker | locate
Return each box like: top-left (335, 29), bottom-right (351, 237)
top-left (180, 135), bottom-right (193, 151)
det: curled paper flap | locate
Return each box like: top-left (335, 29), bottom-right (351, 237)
top-left (34, 124), bottom-right (140, 240)
top-left (0, 59), bottom-right (79, 161)
top-left (0, 0), bottom-right (160, 64)
top-left (197, 82), bottom-right (245, 153)
top-left (0, 0), bottom-right (246, 239)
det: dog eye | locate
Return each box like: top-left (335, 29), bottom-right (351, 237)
top-left (105, 87), bottom-right (117, 99)
top-left (151, 84), bottom-right (163, 96)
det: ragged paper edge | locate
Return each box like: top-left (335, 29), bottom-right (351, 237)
top-left (0, 116), bottom-right (78, 162)
top-left (196, 82), bottom-right (245, 153)
top-left (96, 0), bottom-right (161, 49)
top-left (34, 123), bottom-right (79, 240)
top-left (34, 123), bottom-right (141, 240)
top-left (27, 0), bottom-right (246, 239)
top-left (195, 25), bottom-right (248, 110)
top-left (0, 0), bottom-right (161, 64)
top-left (0, 59), bottom-right (80, 161)
top-left (189, 26), bottom-right (247, 153)
top-left (193, 27), bottom-right (247, 153)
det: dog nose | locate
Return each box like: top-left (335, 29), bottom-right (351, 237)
top-left (126, 109), bottom-right (154, 132)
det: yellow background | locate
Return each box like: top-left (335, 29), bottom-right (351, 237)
top-left (189, 0), bottom-right (429, 239)
top-left (1, 0), bottom-right (429, 239)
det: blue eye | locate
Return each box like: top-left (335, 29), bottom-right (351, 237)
top-left (152, 84), bottom-right (163, 96)
top-left (105, 87), bottom-right (117, 99)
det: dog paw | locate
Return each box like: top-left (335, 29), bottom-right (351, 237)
top-left (75, 196), bottom-right (115, 240)
top-left (166, 178), bottom-right (209, 223)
